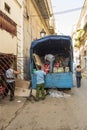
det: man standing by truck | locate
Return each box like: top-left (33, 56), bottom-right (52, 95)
top-left (4, 63), bottom-right (21, 101)
top-left (34, 65), bottom-right (46, 101)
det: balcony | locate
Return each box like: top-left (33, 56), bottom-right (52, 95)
top-left (74, 27), bottom-right (87, 48)
top-left (0, 10), bottom-right (17, 36)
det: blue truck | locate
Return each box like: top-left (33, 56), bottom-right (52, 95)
top-left (30, 35), bottom-right (73, 89)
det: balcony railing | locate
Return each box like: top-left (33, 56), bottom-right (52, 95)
top-left (0, 10), bottom-right (17, 36)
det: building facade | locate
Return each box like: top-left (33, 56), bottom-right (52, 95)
top-left (73, 0), bottom-right (87, 72)
top-left (0, 0), bottom-right (55, 80)
top-left (23, 0), bottom-right (55, 79)
top-left (0, 0), bottom-right (23, 78)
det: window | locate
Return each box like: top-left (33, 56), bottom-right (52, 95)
top-left (4, 3), bottom-right (10, 14)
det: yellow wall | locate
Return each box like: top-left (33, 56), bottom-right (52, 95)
top-left (23, 0), bottom-right (50, 57)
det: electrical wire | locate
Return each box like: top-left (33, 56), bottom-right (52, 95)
top-left (53, 6), bottom-right (84, 15)
top-left (30, 6), bottom-right (86, 17)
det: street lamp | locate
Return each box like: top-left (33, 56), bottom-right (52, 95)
top-left (40, 28), bottom-right (46, 37)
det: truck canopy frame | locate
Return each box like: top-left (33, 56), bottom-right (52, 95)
top-left (30, 35), bottom-right (72, 58)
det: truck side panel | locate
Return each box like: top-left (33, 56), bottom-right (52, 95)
top-left (32, 72), bottom-right (73, 89)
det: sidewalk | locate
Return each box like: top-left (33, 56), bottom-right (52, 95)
top-left (15, 79), bottom-right (30, 97)
top-left (0, 79), bottom-right (30, 130)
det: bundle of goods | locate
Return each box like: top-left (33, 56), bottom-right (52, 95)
top-left (33, 53), bottom-right (43, 68)
top-left (53, 67), bottom-right (58, 73)
top-left (44, 64), bottom-right (50, 73)
top-left (53, 62), bottom-right (59, 73)
top-left (57, 67), bottom-right (64, 73)
top-left (65, 67), bottom-right (69, 72)
top-left (54, 62), bottom-right (60, 68)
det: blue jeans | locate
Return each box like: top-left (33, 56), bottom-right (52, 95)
top-left (76, 77), bottom-right (81, 88)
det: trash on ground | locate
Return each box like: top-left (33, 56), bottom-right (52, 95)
top-left (48, 89), bottom-right (71, 98)
top-left (17, 100), bottom-right (22, 103)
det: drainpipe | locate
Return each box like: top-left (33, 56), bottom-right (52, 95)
top-left (17, 1), bottom-right (24, 80)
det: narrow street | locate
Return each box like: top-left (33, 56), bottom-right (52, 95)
top-left (0, 0), bottom-right (87, 130)
top-left (0, 77), bottom-right (87, 130)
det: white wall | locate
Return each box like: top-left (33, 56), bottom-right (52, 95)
top-left (0, 0), bottom-right (23, 56)
top-left (0, 30), bottom-right (17, 54)
top-left (0, 0), bottom-right (24, 79)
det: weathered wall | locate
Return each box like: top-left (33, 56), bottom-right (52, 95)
top-left (0, 0), bottom-right (23, 57)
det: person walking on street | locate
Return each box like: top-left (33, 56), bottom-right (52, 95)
top-left (45, 54), bottom-right (55, 73)
top-left (4, 63), bottom-right (21, 101)
top-left (34, 65), bottom-right (46, 101)
top-left (76, 65), bottom-right (82, 88)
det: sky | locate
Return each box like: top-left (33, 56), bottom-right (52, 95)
top-left (51, 0), bottom-right (85, 35)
